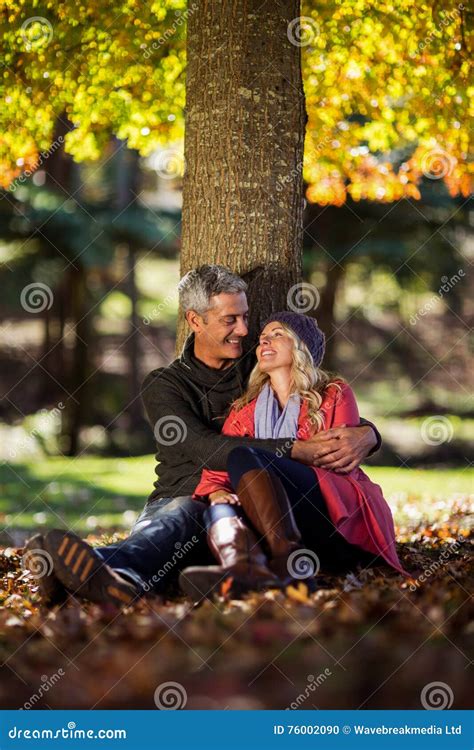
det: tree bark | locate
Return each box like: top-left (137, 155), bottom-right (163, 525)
top-left (178, 0), bottom-right (306, 353)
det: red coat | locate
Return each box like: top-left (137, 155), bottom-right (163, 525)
top-left (194, 382), bottom-right (408, 577)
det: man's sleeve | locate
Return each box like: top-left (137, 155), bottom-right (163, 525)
top-left (359, 417), bottom-right (382, 455)
top-left (141, 371), bottom-right (294, 472)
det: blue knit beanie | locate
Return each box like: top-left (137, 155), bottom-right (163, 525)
top-left (262, 311), bottom-right (326, 367)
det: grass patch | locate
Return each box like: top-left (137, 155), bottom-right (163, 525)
top-left (0, 456), bottom-right (471, 533)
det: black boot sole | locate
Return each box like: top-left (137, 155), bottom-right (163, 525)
top-left (43, 529), bottom-right (138, 607)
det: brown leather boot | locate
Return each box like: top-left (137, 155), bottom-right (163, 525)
top-left (236, 468), bottom-right (311, 582)
top-left (179, 514), bottom-right (282, 601)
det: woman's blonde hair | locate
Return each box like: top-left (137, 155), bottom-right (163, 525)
top-left (232, 322), bottom-right (342, 433)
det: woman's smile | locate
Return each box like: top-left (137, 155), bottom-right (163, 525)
top-left (256, 324), bottom-right (294, 371)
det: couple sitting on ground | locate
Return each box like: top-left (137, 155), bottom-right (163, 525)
top-left (24, 265), bottom-right (408, 607)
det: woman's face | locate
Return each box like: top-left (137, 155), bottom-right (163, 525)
top-left (256, 322), bottom-right (294, 373)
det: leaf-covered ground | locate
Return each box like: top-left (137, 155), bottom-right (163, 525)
top-left (0, 493), bottom-right (472, 710)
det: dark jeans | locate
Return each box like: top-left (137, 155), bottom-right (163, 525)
top-left (226, 446), bottom-right (378, 572)
top-left (95, 496), bottom-right (214, 594)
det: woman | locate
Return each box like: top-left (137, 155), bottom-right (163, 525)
top-left (179, 312), bottom-right (408, 600)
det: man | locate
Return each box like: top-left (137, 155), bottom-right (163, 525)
top-left (24, 265), bottom-right (380, 606)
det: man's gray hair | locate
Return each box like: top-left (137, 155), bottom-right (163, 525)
top-left (178, 265), bottom-right (247, 315)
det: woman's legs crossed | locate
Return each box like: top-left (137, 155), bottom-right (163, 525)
top-left (227, 446), bottom-right (374, 572)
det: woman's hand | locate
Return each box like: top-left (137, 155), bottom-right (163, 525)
top-left (208, 490), bottom-right (240, 505)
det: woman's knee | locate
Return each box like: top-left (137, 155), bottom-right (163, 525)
top-left (227, 445), bottom-right (264, 486)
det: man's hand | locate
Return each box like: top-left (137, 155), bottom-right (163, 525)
top-left (208, 490), bottom-right (240, 505)
top-left (291, 425), bottom-right (377, 473)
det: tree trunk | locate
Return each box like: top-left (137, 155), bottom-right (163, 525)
top-left (64, 265), bottom-right (89, 456)
top-left (115, 144), bottom-right (142, 431)
top-left (126, 244), bottom-right (142, 431)
top-left (41, 115), bottom-right (74, 394)
top-left (179, 0), bottom-right (306, 353)
top-left (315, 261), bottom-right (345, 369)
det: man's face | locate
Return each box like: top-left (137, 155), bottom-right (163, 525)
top-left (189, 292), bottom-right (249, 362)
